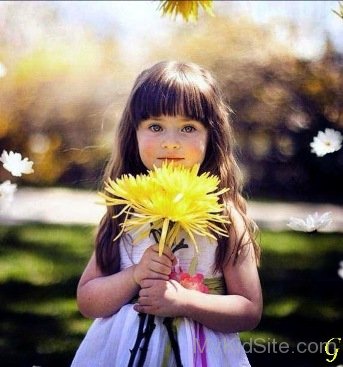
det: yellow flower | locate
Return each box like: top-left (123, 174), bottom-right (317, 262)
top-left (100, 162), bottom-right (229, 256)
top-left (332, 1), bottom-right (343, 20)
top-left (158, 0), bottom-right (214, 23)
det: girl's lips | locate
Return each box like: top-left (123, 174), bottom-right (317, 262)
top-left (157, 158), bottom-right (184, 160)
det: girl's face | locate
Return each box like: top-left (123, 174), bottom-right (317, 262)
top-left (136, 115), bottom-right (208, 170)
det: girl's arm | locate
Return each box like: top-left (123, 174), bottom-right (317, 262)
top-left (136, 206), bottom-right (263, 333)
top-left (183, 204), bottom-right (262, 332)
top-left (181, 243), bottom-right (262, 332)
top-left (76, 252), bottom-right (139, 318)
top-left (77, 245), bottom-right (175, 318)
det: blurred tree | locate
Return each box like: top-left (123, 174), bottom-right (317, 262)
top-left (228, 41), bottom-right (343, 203)
top-left (0, 2), bottom-right (127, 188)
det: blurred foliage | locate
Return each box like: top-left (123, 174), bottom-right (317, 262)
top-left (0, 223), bottom-right (342, 366)
top-left (0, 2), bottom-right (127, 189)
top-left (0, 3), bottom-right (342, 202)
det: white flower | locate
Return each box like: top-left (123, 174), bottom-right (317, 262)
top-left (0, 150), bottom-right (34, 177)
top-left (338, 261), bottom-right (343, 280)
top-left (0, 62), bottom-right (7, 78)
top-left (287, 212), bottom-right (332, 232)
top-left (310, 128), bottom-right (343, 157)
top-left (0, 180), bottom-right (17, 212)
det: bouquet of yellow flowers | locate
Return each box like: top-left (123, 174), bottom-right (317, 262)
top-left (99, 162), bottom-right (230, 256)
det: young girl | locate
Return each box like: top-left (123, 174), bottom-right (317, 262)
top-left (71, 61), bottom-right (262, 367)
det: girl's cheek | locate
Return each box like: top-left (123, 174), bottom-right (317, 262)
top-left (140, 137), bottom-right (157, 155)
top-left (137, 136), bottom-right (159, 167)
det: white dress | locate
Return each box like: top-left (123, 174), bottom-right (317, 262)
top-left (71, 231), bottom-right (251, 367)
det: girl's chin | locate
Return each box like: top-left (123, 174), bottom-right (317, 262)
top-left (154, 159), bottom-right (187, 167)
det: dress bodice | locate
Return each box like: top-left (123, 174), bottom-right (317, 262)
top-left (119, 231), bottom-right (222, 278)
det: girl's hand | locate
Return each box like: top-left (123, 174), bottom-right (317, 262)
top-left (132, 244), bottom-right (176, 286)
top-left (133, 279), bottom-right (188, 317)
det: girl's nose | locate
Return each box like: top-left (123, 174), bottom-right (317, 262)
top-left (161, 141), bottom-right (180, 149)
top-left (161, 136), bottom-right (180, 149)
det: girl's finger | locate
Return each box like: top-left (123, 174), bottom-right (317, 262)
top-left (150, 261), bottom-right (172, 276)
top-left (133, 304), bottom-right (154, 314)
top-left (133, 304), bottom-right (145, 312)
top-left (147, 271), bottom-right (169, 281)
top-left (137, 296), bottom-right (150, 306)
top-left (151, 256), bottom-right (173, 268)
top-left (162, 246), bottom-right (175, 260)
top-left (171, 256), bottom-right (177, 266)
top-left (151, 244), bottom-right (175, 262)
top-left (140, 279), bottom-right (154, 288)
top-left (139, 288), bottom-right (149, 297)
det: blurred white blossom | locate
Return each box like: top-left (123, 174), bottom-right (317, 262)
top-left (0, 180), bottom-right (17, 212)
top-left (310, 128), bottom-right (343, 157)
top-left (287, 212), bottom-right (332, 232)
top-left (0, 150), bottom-right (34, 177)
top-left (0, 62), bottom-right (7, 78)
top-left (338, 261), bottom-right (343, 280)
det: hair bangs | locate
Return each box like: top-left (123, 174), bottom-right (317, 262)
top-left (130, 73), bottom-right (215, 126)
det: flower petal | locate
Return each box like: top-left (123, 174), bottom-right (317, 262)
top-left (1, 150), bottom-right (34, 177)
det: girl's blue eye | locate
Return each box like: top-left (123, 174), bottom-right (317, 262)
top-left (149, 124), bottom-right (162, 132)
top-left (182, 125), bottom-right (196, 133)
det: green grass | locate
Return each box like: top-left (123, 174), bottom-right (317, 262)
top-left (0, 224), bottom-right (342, 366)
top-left (242, 231), bottom-right (343, 366)
top-left (0, 224), bottom-right (94, 367)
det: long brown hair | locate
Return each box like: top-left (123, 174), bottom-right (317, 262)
top-left (96, 61), bottom-right (260, 275)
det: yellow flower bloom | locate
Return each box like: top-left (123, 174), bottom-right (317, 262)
top-left (333, 1), bottom-right (343, 19)
top-left (100, 162), bottom-right (229, 256)
top-left (158, 0), bottom-right (214, 23)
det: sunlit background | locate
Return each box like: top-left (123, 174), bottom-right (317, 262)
top-left (0, 0), bottom-right (342, 202)
top-left (0, 2), bottom-right (342, 367)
